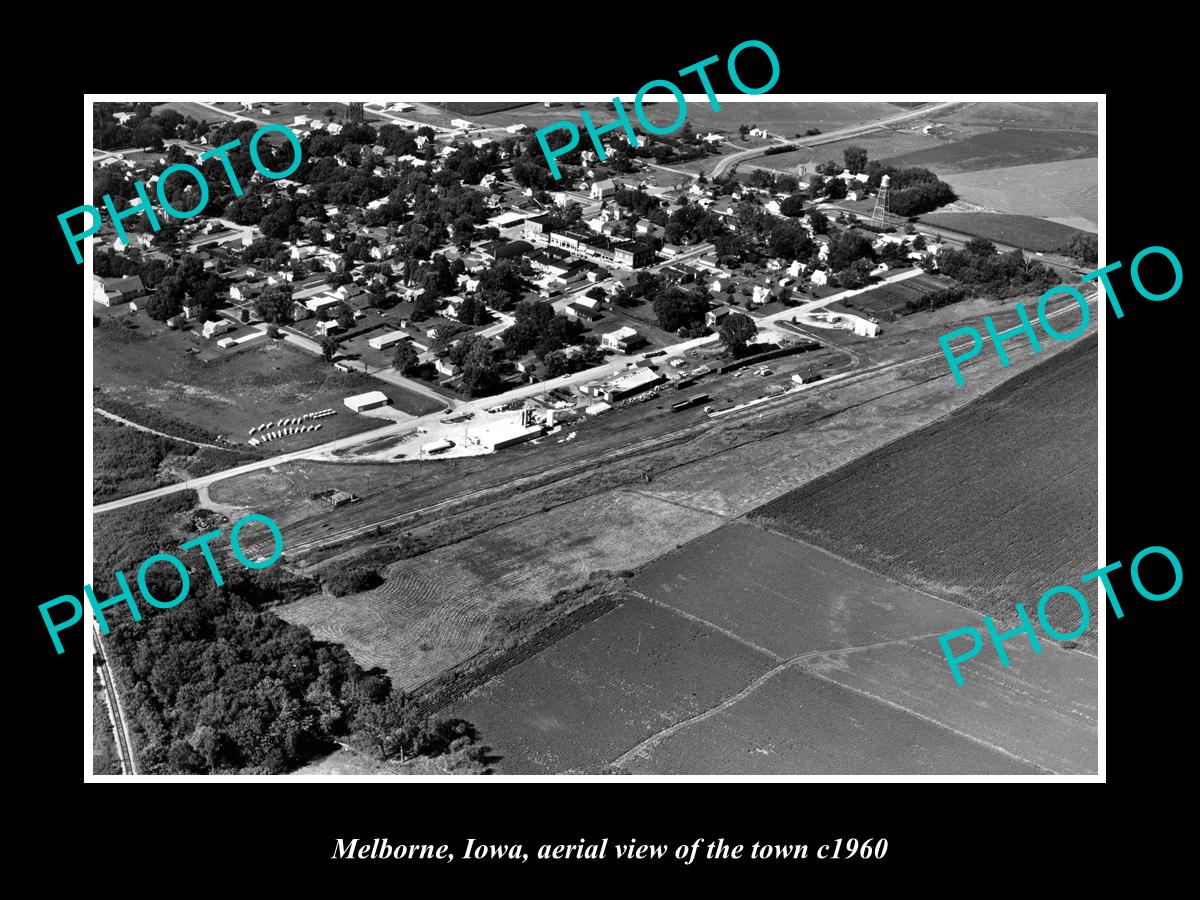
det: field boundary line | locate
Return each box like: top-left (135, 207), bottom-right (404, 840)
top-left (606, 627), bottom-right (971, 772)
top-left (629, 590), bottom-right (782, 662)
top-left (621, 488), bottom-right (735, 519)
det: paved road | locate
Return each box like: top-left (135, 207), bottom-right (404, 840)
top-left (711, 102), bottom-right (965, 177)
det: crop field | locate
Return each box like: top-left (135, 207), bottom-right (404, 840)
top-left (797, 634), bottom-right (1097, 774)
top-left (751, 336), bottom-right (1098, 651)
top-left (833, 272), bottom-right (959, 320)
top-left (94, 318), bottom-right (439, 451)
top-left (918, 212), bottom-right (1090, 252)
top-left (941, 102), bottom-right (1098, 132)
top-left (880, 129), bottom-right (1098, 174)
top-left (276, 488), bottom-right (727, 690)
top-left (941, 158), bottom-right (1098, 226)
top-left (632, 522), bottom-right (968, 659)
top-left (447, 596), bottom-right (775, 774)
top-left (624, 666), bottom-right (1039, 775)
top-left (754, 128), bottom-right (943, 173)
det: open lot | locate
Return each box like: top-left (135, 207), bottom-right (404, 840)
top-left (94, 316), bottom-right (439, 451)
top-left (632, 522), bottom-right (970, 659)
top-left (624, 666), bottom-right (1039, 775)
top-left (881, 128), bottom-right (1098, 174)
top-left (448, 596), bottom-right (774, 774)
top-left (917, 212), bottom-right (1090, 253)
top-left (277, 488), bottom-right (727, 690)
top-left (941, 158), bottom-right (1098, 226)
top-left (752, 336), bottom-right (1098, 650)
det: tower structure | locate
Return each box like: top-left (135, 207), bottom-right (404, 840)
top-left (871, 174), bottom-right (891, 228)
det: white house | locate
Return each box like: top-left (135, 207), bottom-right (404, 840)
top-left (202, 319), bottom-right (235, 339)
top-left (810, 270), bottom-right (829, 286)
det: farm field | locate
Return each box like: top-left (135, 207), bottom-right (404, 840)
top-left (447, 596), bottom-right (775, 774)
top-left (880, 129), bottom-right (1098, 174)
top-left (798, 634), bottom-right (1097, 774)
top-left (940, 102), bottom-right (1098, 132)
top-left (941, 158), bottom-right (1098, 226)
top-left (918, 212), bottom-right (1090, 252)
top-left (276, 488), bottom-right (727, 690)
top-left (632, 522), bottom-right (969, 659)
top-left (754, 128), bottom-right (943, 173)
top-left (751, 336), bottom-right (1098, 651)
top-left (623, 666), bottom-right (1039, 775)
top-left (94, 318), bottom-right (439, 451)
top-left (830, 272), bottom-right (959, 320)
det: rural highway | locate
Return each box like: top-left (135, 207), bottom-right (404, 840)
top-left (93, 624), bottom-right (137, 775)
top-left (710, 101), bottom-right (965, 177)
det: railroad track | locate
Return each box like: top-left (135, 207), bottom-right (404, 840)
top-left (248, 293), bottom-right (1098, 561)
top-left (93, 626), bottom-right (137, 775)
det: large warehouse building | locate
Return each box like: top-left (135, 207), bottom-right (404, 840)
top-left (466, 417), bottom-right (542, 451)
top-left (344, 390), bottom-right (391, 413)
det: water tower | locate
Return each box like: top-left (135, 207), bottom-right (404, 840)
top-left (871, 174), bottom-right (891, 228)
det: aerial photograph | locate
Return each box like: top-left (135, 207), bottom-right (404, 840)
top-left (87, 97), bottom-right (1099, 777)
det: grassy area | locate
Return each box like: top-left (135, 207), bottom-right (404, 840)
top-left (918, 212), bottom-right (1091, 252)
top-left (94, 315), bottom-right (437, 450)
top-left (881, 129), bottom-right (1098, 174)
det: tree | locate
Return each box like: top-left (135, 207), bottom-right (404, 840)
top-left (320, 335), bottom-right (338, 362)
top-left (838, 258), bottom-right (875, 289)
top-left (780, 194), bottom-right (807, 217)
top-left (652, 287), bottom-right (709, 332)
top-left (844, 145), bottom-right (869, 175)
top-left (336, 308), bottom-right (355, 331)
top-left (719, 312), bottom-right (758, 357)
top-left (802, 209), bottom-right (828, 238)
top-left (1060, 232), bottom-right (1098, 265)
top-left (391, 342), bottom-right (419, 375)
top-left (828, 231), bottom-right (876, 271)
top-left (255, 285), bottom-right (293, 324)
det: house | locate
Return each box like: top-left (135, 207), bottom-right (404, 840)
top-left (600, 326), bottom-right (647, 353)
top-left (435, 358), bottom-right (460, 377)
top-left (590, 179), bottom-right (619, 200)
top-left (702, 133), bottom-right (723, 144)
top-left (505, 123), bottom-right (528, 133)
top-left (450, 118), bottom-right (472, 129)
top-left (810, 270), bottom-right (829, 286)
top-left (344, 390), bottom-right (390, 412)
top-left (869, 263), bottom-right (889, 277)
top-left (566, 298), bottom-right (602, 322)
top-left (314, 320), bottom-right (343, 337)
top-left (706, 306), bottom-right (734, 328)
top-left (93, 275), bottom-right (146, 306)
top-left (202, 319), bottom-right (235, 339)
top-left (166, 315), bottom-right (184, 329)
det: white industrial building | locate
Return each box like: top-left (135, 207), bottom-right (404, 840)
top-left (344, 390), bottom-right (391, 413)
top-left (368, 330), bottom-right (409, 351)
top-left (466, 418), bottom-right (542, 452)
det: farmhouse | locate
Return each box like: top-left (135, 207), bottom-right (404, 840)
top-left (344, 391), bottom-right (391, 413)
top-left (202, 319), bottom-right (235, 339)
